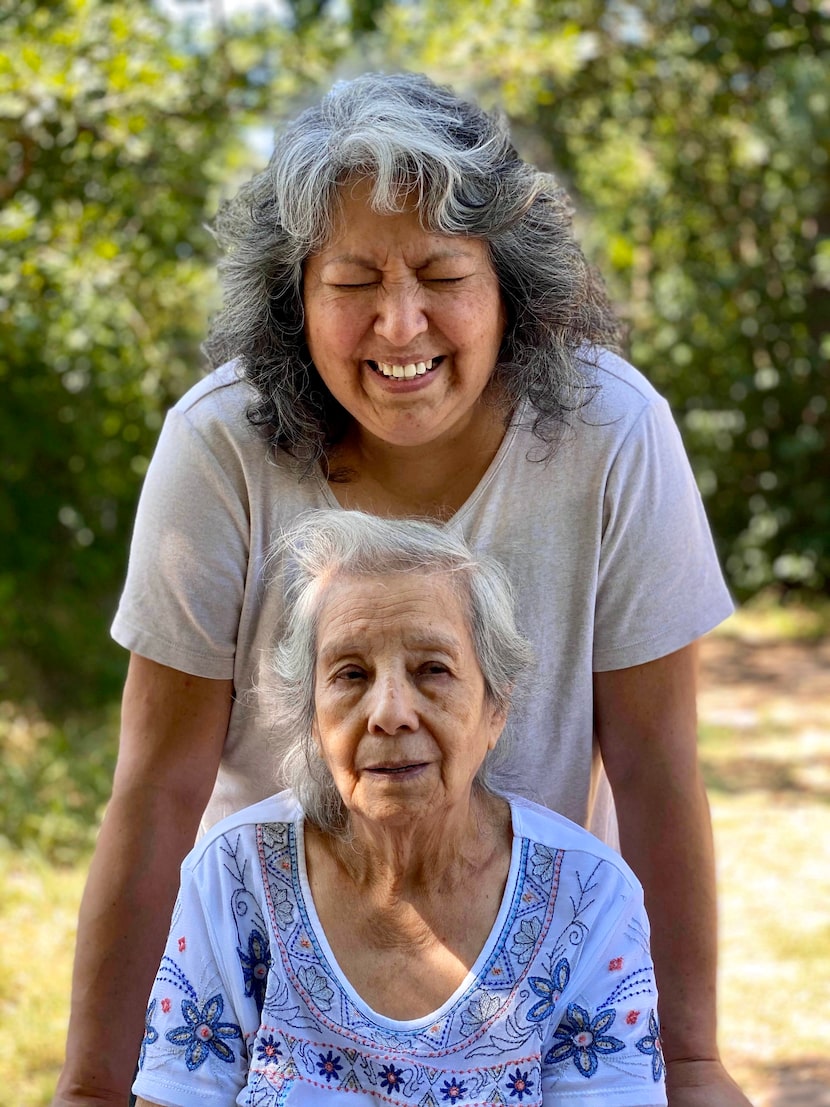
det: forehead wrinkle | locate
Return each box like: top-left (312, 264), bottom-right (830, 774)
top-left (319, 245), bottom-right (479, 273)
top-left (317, 626), bottom-right (464, 665)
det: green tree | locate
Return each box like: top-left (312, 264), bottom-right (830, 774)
top-left (0, 0), bottom-right (356, 705)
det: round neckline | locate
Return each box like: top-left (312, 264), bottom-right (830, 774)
top-left (293, 804), bottom-right (524, 1033)
top-left (312, 402), bottom-right (526, 527)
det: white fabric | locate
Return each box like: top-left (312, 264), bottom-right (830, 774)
top-left (112, 350), bottom-right (733, 839)
top-left (132, 791), bottom-right (668, 1107)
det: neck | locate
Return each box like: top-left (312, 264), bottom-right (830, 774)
top-left (313, 789), bottom-right (510, 896)
top-left (328, 402), bottom-right (510, 518)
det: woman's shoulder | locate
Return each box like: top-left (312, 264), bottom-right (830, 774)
top-left (184, 788), bottom-right (303, 874)
top-left (173, 359), bottom-right (254, 417)
top-left (577, 346), bottom-right (670, 424)
top-left (508, 793), bottom-right (641, 892)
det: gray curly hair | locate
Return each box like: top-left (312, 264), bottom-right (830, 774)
top-left (269, 510), bottom-right (533, 834)
top-left (203, 71), bottom-right (621, 466)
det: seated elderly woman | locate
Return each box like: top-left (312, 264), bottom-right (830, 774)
top-left (133, 511), bottom-right (667, 1107)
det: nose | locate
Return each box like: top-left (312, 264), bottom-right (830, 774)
top-left (367, 671), bottom-right (419, 736)
top-left (373, 281), bottom-right (428, 347)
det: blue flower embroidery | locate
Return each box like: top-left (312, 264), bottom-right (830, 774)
top-left (545, 1004), bottom-right (625, 1077)
top-left (165, 994), bottom-right (242, 1070)
top-left (507, 1068), bottom-right (534, 1100)
top-left (636, 1009), bottom-right (665, 1081)
top-left (138, 999), bottom-right (158, 1068)
top-left (238, 927), bottom-right (272, 1012)
top-left (380, 1063), bottom-right (404, 1090)
top-left (255, 1033), bottom-right (282, 1063)
top-left (316, 1050), bottom-right (343, 1082)
top-left (527, 957), bottom-right (571, 1022)
top-left (441, 1077), bottom-right (468, 1101)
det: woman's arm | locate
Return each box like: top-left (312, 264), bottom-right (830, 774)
top-left (52, 655), bottom-right (233, 1107)
top-left (594, 643), bottom-right (753, 1107)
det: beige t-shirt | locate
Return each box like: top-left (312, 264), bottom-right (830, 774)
top-left (112, 350), bottom-right (733, 840)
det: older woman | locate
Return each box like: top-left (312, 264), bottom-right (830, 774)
top-left (56, 74), bottom-right (748, 1107)
top-left (132, 511), bottom-right (667, 1107)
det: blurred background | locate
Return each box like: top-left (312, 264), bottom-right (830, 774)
top-left (1, 0), bottom-right (828, 1103)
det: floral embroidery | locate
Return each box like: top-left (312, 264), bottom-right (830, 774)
top-left (545, 1004), bottom-right (625, 1077)
top-left (636, 1009), bottom-right (665, 1081)
top-left (138, 999), bottom-right (158, 1068)
top-left (177, 936), bottom-right (187, 952)
top-left (530, 843), bottom-right (556, 881)
top-left (510, 916), bottom-right (541, 964)
top-left (238, 927), bottom-right (272, 1011)
top-left (298, 964), bottom-right (334, 1011)
top-left (608, 957), bottom-right (623, 971)
top-left (527, 957), bottom-right (570, 1021)
top-left (160, 997), bottom-right (171, 1014)
top-left (460, 991), bottom-right (502, 1036)
top-left (441, 1077), bottom-right (468, 1101)
top-left (256, 1033), bottom-right (282, 1063)
top-left (316, 1050), bottom-right (343, 1082)
top-left (626, 1009), bottom-right (640, 1026)
top-left (165, 994), bottom-right (242, 1070)
top-left (271, 883), bottom-right (295, 928)
top-left (379, 1063), bottom-right (404, 1090)
top-left (507, 1068), bottom-right (534, 1100)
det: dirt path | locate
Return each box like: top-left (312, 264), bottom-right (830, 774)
top-left (698, 633), bottom-right (830, 1107)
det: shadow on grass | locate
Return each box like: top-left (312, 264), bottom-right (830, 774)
top-left (701, 753), bottom-right (830, 803)
top-left (756, 1059), bottom-right (830, 1106)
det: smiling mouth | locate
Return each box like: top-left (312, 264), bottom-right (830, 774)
top-left (366, 356), bottom-right (443, 379)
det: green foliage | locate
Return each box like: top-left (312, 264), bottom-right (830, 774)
top-left (1, 0), bottom-right (227, 703)
top-left (0, 701), bottom-right (118, 864)
top-left (378, 0), bottom-right (830, 597)
top-left (0, 0), bottom-right (355, 705)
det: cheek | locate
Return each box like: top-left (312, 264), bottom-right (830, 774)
top-left (306, 300), bottom-right (367, 356)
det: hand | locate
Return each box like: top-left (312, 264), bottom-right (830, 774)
top-left (667, 1059), bottom-right (755, 1107)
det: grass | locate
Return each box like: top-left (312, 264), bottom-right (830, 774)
top-left (0, 847), bottom-right (88, 1106)
top-left (1, 609), bottom-right (828, 1104)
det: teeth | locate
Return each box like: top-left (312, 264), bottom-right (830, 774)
top-left (376, 358), bottom-right (434, 378)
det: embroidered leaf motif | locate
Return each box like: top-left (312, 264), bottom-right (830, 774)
top-left (298, 965), bottom-right (334, 1011)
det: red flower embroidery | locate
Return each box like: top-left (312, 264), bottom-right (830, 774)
top-left (626, 1009), bottom-right (640, 1025)
top-left (177, 936), bottom-right (187, 952)
top-left (161, 997), bottom-right (171, 1013)
top-left (608, 956), bottom-right (623, 971)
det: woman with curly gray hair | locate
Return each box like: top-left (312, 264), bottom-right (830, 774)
top-left (56, 72), bottom-right (747, 1107)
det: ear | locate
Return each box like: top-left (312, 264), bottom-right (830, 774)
top-left (486, 698), bottom-right (509, 751)
top-left (310, 714), bottom-right (323, 757)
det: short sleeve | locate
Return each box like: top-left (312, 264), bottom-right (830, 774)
top-left (540, 879), bottom-right (667, 1105)
top-left (593, 396), bottom-right (733, 671)
top-left (132, 848), bottom-right (261, 1107)
top-left (111, 405), bottom-right (251, 679)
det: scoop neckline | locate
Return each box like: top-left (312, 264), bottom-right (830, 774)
top-left (312, 404), bottom-right (525, 527)
top-left (292, 804), bottom-right (524, 1033)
